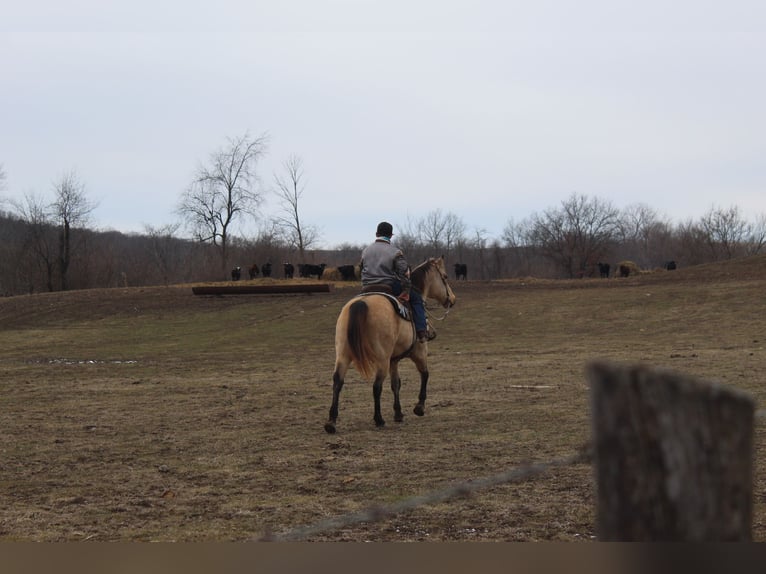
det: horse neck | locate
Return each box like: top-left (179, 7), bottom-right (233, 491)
top-left (412, 261), bottom-right (444, 301)
top-left (410, 262), bottom-right (429, 294)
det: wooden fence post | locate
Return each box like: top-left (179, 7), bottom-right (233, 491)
top-left (587, 361), bottom-right (755, 541)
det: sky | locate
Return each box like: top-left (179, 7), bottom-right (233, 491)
top-left (2, 1), bottom-right (765, 248)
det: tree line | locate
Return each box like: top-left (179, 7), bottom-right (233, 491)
top-left (2, 139), bottom-right (766, 295)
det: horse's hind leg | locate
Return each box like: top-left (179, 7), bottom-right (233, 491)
top-left (372, 372), bottom-right (387, 427)
top-left (411, 355), bottom-right (429, 416)
top-left (390, 361), bottom-right (404, 423)
top-left (325, 367), bottom-right (345, 434)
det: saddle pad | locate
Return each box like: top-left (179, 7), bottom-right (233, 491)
top-left (359, 292), bottom-right (411, 321)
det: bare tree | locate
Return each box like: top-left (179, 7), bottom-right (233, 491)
top-left (178, 132), bottom-right (268, 278)
top-left (143, 223), bottom-right (183, 285)
top-left (51, 170), bottom-right (97, 291)
top-left (527, 193), bottom-right (619, 278)
top-left (502, 217), bottom-right (537, 276)
top-left (393, 215), bottom-right (421, 259)
top-left (746, 213), bottom-right (766, 255)
top-left (420, 209), bottom-right (448, 251)
top-left (417, 209), bottom-right (467, 260)
top-left (443, 212), bottom-right (467, 258)
top-left (698, 204), bottom-right (750, 260)
top-left (12, 192), bottom-right (57, 291)
top-left (471, 226), bottom-right (489, 280)
top-left (273, 154), bottom-right (319, 261)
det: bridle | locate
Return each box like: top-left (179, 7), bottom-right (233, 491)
top-left (423, 261), bottom-right (453, 322)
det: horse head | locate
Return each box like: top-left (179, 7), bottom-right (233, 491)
top-left (417, 257), bottom-right (456, 309)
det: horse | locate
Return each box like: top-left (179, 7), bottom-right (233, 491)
top-left (324, 256), bottom-right (456, 433)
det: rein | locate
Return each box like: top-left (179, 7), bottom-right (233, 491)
top-left (413, 259), bottom-right (453, 322)
top-left (426, 303), bottom-right (451, 322)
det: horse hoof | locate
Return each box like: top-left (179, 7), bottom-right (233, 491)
top-left (394, 413), bottom-right (404, 423)
top-left (375, 418), bottom-right (386, 427)
top-left (324, 422), bottom-right (336, 434)
top-left (413, 404), bottom-right (425, 416)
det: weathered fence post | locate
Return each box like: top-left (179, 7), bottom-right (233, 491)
top-left (587, 361), bottom-right (755, 541)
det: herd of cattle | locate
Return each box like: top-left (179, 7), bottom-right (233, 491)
top-left (230, 262), bottom-right (471, 281)
top-left (597, 260), bottom-right (677, 278)
top-left (231, 260), bottom-right (678, 281)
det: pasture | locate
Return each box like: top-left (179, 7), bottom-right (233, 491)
top-left (1, 257), bottom-right (766, 541)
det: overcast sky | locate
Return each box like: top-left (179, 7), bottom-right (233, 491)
top-left (2, 1), bottom-right (765, 248)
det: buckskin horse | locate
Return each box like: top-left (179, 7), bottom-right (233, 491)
top-left (324, 256), bottom-right (456, 433)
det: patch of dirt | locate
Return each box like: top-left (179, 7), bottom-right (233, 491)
top-left (1, 256), bottom-right (765, 541)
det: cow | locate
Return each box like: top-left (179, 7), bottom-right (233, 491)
top-left (261, 262), bottom-right (273, 277)
top-left (283, 262), bottom-right (295, 279)
top-left (665, 260), bottom-right (677, 271)
top-left (618, 264), bottom-right (631, 278)
top-left (597, 262), bottom-right (610, 278)
top-left (299, 263), bottom-right (326, 279)
top-left (337, 264), bottom-right (357, 281)
top-left (248, 263), bottom-right (259, 279)
top-left (454, 263), bottom-right (468, 280)
top-left (231, 266), bottom-right (242, 281)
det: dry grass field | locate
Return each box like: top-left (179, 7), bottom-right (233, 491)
top-left (1, 256), bottom-right (766, 541)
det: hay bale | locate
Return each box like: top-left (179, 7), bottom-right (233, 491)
top-left (321, 267), bottom-right (341, 281)
top-left (617, 260), bottom-right (640, 278)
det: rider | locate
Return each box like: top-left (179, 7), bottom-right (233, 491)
top-left (360, 221), bottom-right (431, 343)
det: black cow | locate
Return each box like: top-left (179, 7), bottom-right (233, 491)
top-left (665, 260), bottom-right (677, 271)
top-left (248, 263), bottom-right (259, 279)
top-left (231, 266), bottom-right (242, 281)
top-left (618, 264), bottom-right (631, 278)
top-left (299, 263), bottom-right (326, 279)
top-left (283, 262), bottom-right (295, 279)
top-left (338, 264), bottom-right (357, 281)
top-left (261, 262), bottom-right (272, 277)
top-left (597, 262), bottom-right (610, 278)
top-left (454, 263), bottom-right (467, 280)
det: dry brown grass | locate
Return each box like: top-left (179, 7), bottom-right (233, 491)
top-left (1, 256), bottom-right (766, 541)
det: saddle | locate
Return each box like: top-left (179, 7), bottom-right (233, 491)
top-left (359, 290), bottom-right (411, 321)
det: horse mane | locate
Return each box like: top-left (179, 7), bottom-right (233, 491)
top-left (410, 258), bottom-right (434, 292)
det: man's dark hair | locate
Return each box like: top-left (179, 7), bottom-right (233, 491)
top-left (376, 221), bottom-right (393, 237)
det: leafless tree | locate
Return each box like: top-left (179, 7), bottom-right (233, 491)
top-left (393, 215), bottom-right (420, 258)
top-left (178, 132), bottom-right (268, 278)
top-left (442, 211), bottom-right (467, 258)
top-left (502, 217), bottom-right (537, 276)
top-left (527, 193), bottom-right (619, 278)
top-left (143, 223), bottom-right (183, 285)
top-left (416, 209), bottom-right (467, 261)
top-left (471, 226), bottom-right (490, 279)
top-left (51, 170), bottom-right (97, 290)
top-left (616, 203), bottom-right (675, 268)
top-left (273, 154), bottom-right (320, 261)
top-left (746, 213), bottom-right (766, 255)
top-left (698, 204), bottom-right (751, 260)
top-left (12, 192), bottom-right (57, 291)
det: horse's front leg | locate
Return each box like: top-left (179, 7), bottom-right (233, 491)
top-left (390, 360), bottom-right (403, 423)
top-left (325, 369), bottom-right (345, 434)
top-left (373, 372), bottom-right (386, 427)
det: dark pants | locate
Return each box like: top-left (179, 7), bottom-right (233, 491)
top-left (362, 281), bottom-right (427, 332)
top-left (408, 289), bottom-right (427, 333)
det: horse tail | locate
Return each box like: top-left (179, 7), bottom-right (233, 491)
top-left (347, 300), bottom-right (376, 379)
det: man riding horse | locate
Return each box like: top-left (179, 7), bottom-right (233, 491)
top-left (360, 221), bottom-right (434, 343)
